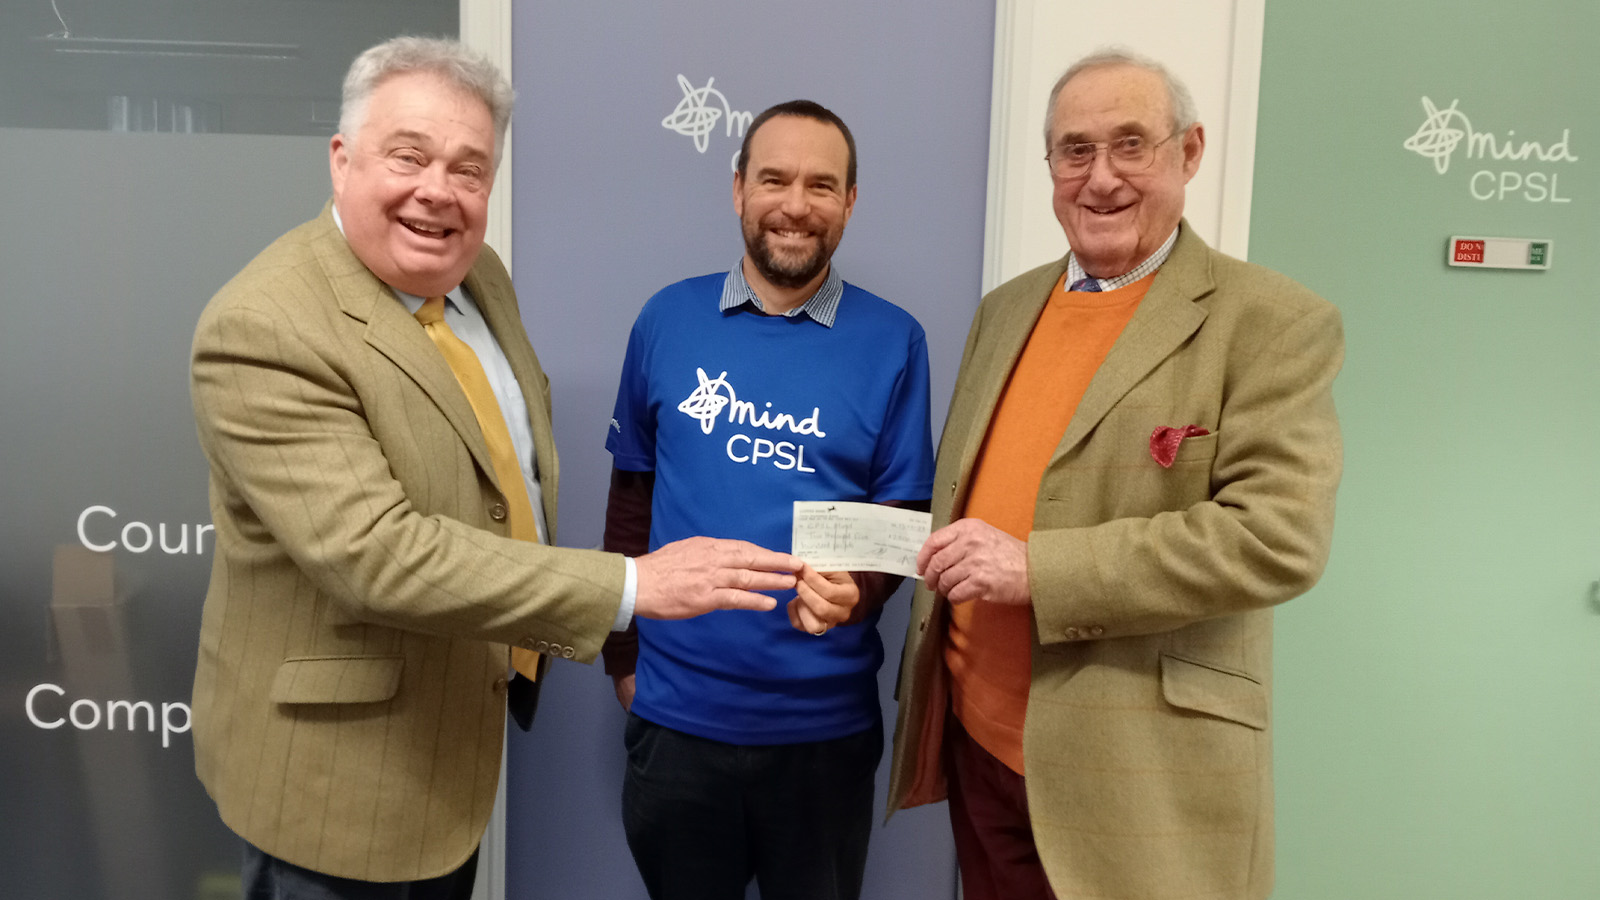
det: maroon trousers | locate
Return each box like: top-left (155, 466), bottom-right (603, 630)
top-left (945, 715), bottom-right (1058, 900)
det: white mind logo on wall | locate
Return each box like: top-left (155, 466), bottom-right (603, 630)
top-left (661, 75), bottom-right (754, 170)
top-left (1402, 96), bottom-right (1578, 202)
top-left (677, 367), bottom-right (824, 472)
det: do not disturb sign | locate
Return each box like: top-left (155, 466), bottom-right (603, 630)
top-left (1448, 236), bottom-right (1552, 270)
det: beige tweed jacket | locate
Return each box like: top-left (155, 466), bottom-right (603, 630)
top-left (887, 224), bottom-right (1343, 900)
top-left (189, 205), bottom-right (623, 881)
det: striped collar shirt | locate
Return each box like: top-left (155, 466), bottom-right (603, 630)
top-left (1065, 226), bottom-right (1179, 292)
top-left (719, 260), bottom-right (844, 328)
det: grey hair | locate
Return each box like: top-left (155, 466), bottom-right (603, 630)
top-left (339, 36), bottom-right (515, 166)
top-left (1042, 47), bottom-right (1199, 151)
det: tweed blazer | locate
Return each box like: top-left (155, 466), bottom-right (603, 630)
top-left (189, 205), bottom-right (624, 881)
top-left (887, 224), bottom-right (1343, 900)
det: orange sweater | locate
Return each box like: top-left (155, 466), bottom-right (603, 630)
top-left (945, 273), bottom-right (1153, 774)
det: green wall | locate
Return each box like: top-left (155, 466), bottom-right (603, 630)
top-left (1251, 2), bottom-right (1599, 897)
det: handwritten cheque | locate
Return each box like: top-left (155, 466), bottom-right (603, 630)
top-left (790, 501), bottom-right (932, 578)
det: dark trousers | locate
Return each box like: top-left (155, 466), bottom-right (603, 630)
top-left (241, 842), bottom-right (478, 900)
top-left (621, 712), bottom-right (882, 900)
top-left (945, 715), bottom-right (1058, 900)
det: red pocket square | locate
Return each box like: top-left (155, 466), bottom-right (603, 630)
top-left (1149, 425), bottom-right (1210, 468)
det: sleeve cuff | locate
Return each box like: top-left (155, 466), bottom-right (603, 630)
top-left (614, 556), bottom-right (637, 631)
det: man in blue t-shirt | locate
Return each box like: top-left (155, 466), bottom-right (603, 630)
top-left (602, 100), bottom-right (934, 900)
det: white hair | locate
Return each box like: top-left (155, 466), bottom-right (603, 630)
top-left (1043, 47), bottom-right (1199, 150)
top-left (339, 36), bottom-right (515, 166)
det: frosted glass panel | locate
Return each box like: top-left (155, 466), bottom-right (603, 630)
top-left (0, 1), bottom-right (455, 134)
top-left (0, 3), bottom-right (456, 898)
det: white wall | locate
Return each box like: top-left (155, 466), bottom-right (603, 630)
top-left (983, 0), bottom-right (1264, 291)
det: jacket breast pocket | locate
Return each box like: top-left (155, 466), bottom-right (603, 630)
top-left (269, 655), bottom-right (403, 705)
top-left (1170, 429), bottom-right (1219, 465)
top-left (1159, 653), bottom-right (1266, 730)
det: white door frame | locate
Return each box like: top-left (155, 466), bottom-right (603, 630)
top-left (460, 5), bottom-right (514, 898)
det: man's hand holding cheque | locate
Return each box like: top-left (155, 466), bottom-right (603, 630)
top-left (917, 518), bottom-right (1032, 607)
top-left (634, 537), bottom-right (802, 619)
top-left (787, 566), bottom-right (861, 636)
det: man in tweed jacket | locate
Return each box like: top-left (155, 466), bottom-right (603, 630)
top-left (887, 49), bottom-right (1343, 900)
top-left (189, 37), bottom-right (797, 898)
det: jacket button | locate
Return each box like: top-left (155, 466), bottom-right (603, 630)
top-left (949, 480), bottom-right (957, 493)
top-left (561, 646), bottom-right (575, 659)
top-left (535, 640), bottom-right (550, 654)
top-left (489, 502), bottom-right (508, 521)
top-left (918, 615), bottom-right (930, 633)
top-left (1089, 625), bottom-right (1105, 637)
top-left (519, 637), bottom-right (537, 650)
top-left (1064, 627), bottom-right (1080, 640)
top-left (492, 677), bottom-right (507, 693)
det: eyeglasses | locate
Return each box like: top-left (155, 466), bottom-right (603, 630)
top-left (1045, 131), bottom-right (1180, 179)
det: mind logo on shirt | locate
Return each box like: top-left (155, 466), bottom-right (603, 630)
top-left (676, 367), bottom-right (826, 473)
top-left (677, 368), bottom-right (736, 434)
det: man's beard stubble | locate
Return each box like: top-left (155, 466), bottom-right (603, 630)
top-left (743, 221), bottom-right (832, 290)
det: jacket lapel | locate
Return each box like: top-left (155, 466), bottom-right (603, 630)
top-left (310, 206), bottom-right (501, 487)
top-left (464, 259), bottom-right (560, 540)
top-left (1051, 224), bottom-right (1211, 464)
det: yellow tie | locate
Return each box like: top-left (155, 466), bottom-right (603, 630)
top-left (416, 296), bottom-right (543, 681)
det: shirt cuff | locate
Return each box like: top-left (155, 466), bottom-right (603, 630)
top-left (614, 557), bottom-right (637, 631)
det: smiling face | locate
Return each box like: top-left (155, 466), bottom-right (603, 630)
top-left (329, 69), bottom-right (495, 297)
top-left (733, 115), bottom-right (856, 301)
top-left (1048, 63), bottom-right (1204, 278)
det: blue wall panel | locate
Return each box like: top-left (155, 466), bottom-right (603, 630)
top-left (507, 2), bottom-right (996, 897)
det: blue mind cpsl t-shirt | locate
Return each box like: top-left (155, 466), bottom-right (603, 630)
top-left (606, 273), bottom-right (933, 745)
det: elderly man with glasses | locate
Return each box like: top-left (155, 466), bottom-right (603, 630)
top-left (886, 48), bottom-right (1344, 900)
